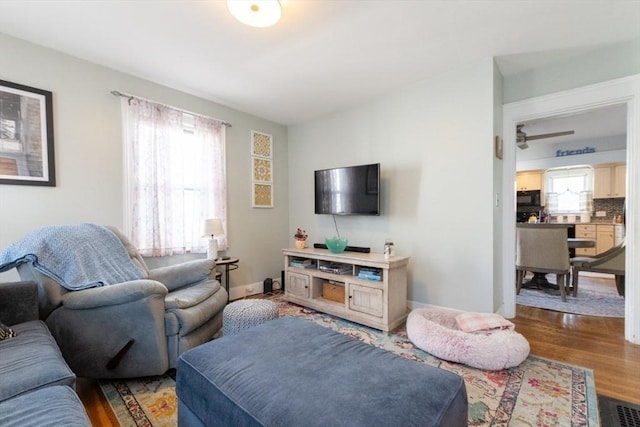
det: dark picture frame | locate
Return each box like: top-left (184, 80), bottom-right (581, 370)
top-left (0, 79), bottom-right (55, 186)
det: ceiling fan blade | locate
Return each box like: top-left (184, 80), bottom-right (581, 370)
top-left (526, 130), bottom-right (575, 141)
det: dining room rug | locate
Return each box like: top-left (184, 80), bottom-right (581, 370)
top-left (516, 280), bottom-right (624, 318)
top-left (100, 298), bottom-right (600, 426)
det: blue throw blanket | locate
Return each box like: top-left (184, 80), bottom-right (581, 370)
top-left (0, 224), bottom-right (145, 291)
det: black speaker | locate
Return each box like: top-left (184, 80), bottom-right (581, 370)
top-left (263, 278), bottom-right (273, 293)
top-left (281, 269), bottom-right (285, 292)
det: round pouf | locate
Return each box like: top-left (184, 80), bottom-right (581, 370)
top-left (223, 299), bottom-right (279, 335)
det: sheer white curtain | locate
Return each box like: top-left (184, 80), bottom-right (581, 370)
top-left (544, 166), bottom-right (593, 215)
top-left (123, 98), bottom-right (227, 257)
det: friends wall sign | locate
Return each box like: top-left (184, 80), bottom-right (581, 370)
top-left (556, 147), bottom-right (596, 157)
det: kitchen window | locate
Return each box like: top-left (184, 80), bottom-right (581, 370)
top-left (545, 166), bottom-right (593, 214)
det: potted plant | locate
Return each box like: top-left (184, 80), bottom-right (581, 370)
top-left (294, 228), bottom-right (308, 249)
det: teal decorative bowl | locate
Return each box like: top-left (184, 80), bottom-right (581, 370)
top-left (325, 237), bottom-right (348, 254)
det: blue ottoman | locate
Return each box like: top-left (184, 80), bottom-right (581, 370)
top-left (177, 317), bottom-right (468, 427)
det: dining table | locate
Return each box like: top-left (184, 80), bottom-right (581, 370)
top-left (568, 237), bottom-right (597, 249)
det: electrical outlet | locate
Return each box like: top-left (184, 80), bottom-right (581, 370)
top-left (596, 211), bottom-right (607, 217)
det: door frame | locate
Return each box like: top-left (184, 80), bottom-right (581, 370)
top-left (501, 75), bottom-right (640, 344)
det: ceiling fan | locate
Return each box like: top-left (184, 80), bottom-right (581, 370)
top-left (516, 124), bottom-right (575, 149)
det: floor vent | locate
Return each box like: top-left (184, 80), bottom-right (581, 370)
top-left (599, 395), bottom-right (640, 427)
top-left (616, 403), bottom-right (640, 427)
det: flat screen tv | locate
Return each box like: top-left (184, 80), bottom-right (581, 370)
top-left (314, 163), bottom-right (380, 216)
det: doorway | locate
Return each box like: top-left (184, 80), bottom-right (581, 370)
top-left (501, 75), bottom-right (640, 344)
top-left (514, 106), bottom-right (626, 317)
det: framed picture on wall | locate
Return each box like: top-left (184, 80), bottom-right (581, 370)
top-left (0, 79), bottom-right (55, 186)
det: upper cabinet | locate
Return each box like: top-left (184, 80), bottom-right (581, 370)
top-left (594, 163), bottom-right (626, 198)
top-left (516, 171), bottom-right (543, 191)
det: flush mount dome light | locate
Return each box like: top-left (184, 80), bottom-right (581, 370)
top-left (227, 0), bottom-right (281, 28)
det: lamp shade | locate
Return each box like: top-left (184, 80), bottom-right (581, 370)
top-left (202, 218), bottom-right (224, 237)
top-left (227, 0), bottom-right (281, 28)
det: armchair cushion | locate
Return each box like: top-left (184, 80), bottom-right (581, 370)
top-left (165, 280), bottom-right (221, 310)
top-left (61, 280), bottom-right (168, 310)
top-left (149, 259), bottom-right (215, 291)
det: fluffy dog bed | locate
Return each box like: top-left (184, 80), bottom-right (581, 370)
top-left (406, 308), bottom-right (530, 371)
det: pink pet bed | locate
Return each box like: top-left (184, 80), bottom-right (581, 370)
top-left (406, 308), bottom-right (530, 371)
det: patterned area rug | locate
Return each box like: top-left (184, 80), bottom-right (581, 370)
top-left (100, 298), bottom-right (600, 426)
top-left (517, 279), bottom-right (624, 318)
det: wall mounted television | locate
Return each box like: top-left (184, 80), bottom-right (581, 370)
top-left (314, 163), bottom-right (380, 216)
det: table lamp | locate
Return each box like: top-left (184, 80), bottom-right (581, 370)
top-left (202, 218), bottom-right (224, 260)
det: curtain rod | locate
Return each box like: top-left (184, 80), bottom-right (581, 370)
top-left (110, 90), bottom-right (232, 128)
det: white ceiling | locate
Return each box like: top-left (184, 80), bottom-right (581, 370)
top-left (519, 103), bottom-right (628, 146)
top-left (0, 1), bottom-right (639, 127)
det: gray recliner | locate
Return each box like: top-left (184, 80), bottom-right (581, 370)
top-left (15, 226), bottom-right (228, 379)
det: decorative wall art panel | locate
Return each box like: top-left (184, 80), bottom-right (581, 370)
top-left (252, 183), bottom-right (273, 208)
top-left (251, 130), bottom-right (274, 208)
top-left (251, 131), bottom-right (272, 158)
top-left (253, 157), bottom-right (272, 182)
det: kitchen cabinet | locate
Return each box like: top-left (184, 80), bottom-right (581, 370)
top-left (593, 163), bottom-right (626, 198)
top-left (596, 225), bottom-right (615, 254)
top-left (574, 224), bottom-right (624, 256)
top-left (575, 224), bottom-right (597, 256)
top-left (283, 248), bottom-right (409, 331)
top-left (516, 171), bottom-right (543, 191)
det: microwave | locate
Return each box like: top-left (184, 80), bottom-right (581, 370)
top-left (516, 190), bottom-right (541, 208)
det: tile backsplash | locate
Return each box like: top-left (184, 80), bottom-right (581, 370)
top-left (549, 197), bottom-right (625, 223)
top-left (592, 198), bottom-right (625, 222)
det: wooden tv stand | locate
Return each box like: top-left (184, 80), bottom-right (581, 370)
top-left (282, 248), bottom-right (410, 331)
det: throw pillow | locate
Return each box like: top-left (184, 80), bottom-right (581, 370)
top-left (0, 321), bottom-right (16, 341)
top-left (454, 312), bottom-right (514, 333)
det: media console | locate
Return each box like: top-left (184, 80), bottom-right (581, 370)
top-left (282, 247), bottom-right (410, 331)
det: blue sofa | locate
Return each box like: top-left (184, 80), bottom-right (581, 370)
top-left (0, 281), bottom-right (90, 426)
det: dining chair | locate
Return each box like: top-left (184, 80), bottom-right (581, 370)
top-left (516, 224), bottom-right (571, 302)
top-left (570, 240), bottom-right (625, 297)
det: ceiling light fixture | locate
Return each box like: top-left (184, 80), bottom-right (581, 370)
top-left (226, 0), bottom-right (281, 28)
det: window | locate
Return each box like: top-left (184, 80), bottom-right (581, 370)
top-left (545, 166), bottom-right (593, 215)
top-left (123, 97), bottom-right (227, 257)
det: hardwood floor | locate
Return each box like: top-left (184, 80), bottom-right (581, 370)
top-left (77, 276), bottom-right (640, 425)
top-left (512, 275), bottom-right (640, 405)
top-left (76, 377), bottom-right (120, 426)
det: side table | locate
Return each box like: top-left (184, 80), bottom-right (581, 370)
top-left (216, 257), bottom-right (239, 301)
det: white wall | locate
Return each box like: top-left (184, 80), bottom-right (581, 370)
top-left (504, 38), bottom-right (640, 103)
top-left (289, 58), bottom-right (497, 312)
top-left (0, 33), bottom-right (289, 289)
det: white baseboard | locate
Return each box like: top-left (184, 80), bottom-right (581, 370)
top-left (229, 281), bottom-right (263, 301)
top-left (228, 277), bottom-right (282, 301)
top-left (407, 300), bottom-right (463, 314)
